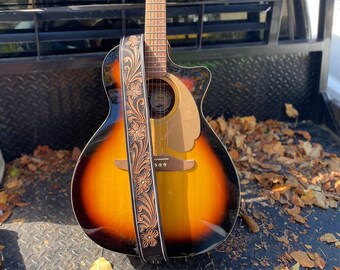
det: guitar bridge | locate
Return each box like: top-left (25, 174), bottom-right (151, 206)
top-left (115, 156), bottom-right (195, 171)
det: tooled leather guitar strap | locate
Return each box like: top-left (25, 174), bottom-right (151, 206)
top-left (119, 34), bottom-right (168, 262)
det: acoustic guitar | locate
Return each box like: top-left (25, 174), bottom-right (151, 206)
top-left (71, 0), bottom-right (240, 260)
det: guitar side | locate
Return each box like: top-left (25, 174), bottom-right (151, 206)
top-left (71, 46), bottom-right (240, 257)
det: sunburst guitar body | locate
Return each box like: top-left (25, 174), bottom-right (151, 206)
top-left (71, 47), bottom-right (240, 257)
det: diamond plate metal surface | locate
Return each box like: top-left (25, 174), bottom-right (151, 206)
top-left (0, 52), bottom-right (319, 161)
top-left (188, 52), bottom-right (319, 121)
top-left (0, 69), bottom-right (108, 162)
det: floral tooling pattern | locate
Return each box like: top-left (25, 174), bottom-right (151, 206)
top-left (120, 35), bottom-right (166, 259)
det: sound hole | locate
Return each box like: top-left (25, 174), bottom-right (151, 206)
top-left (148, 79), bottom-right (175, 119)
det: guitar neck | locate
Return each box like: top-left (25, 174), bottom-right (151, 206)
top-left (145, 0), bottom-right (167, 78)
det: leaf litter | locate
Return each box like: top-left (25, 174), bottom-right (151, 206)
top-left (208, 114), bottom-right (340, 269)
top-left (0, 145), bottom-right (80, 225)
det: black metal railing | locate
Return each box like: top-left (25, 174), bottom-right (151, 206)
top-left (0, 0), bottom-right (284, 58)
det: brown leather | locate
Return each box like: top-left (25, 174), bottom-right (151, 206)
top-left (119, 34), bottom-right (167, 263)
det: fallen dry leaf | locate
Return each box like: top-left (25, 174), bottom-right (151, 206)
top-left (283, 129), bottom-right (295, 137)
top-left (33, 145), bottom-right (54, 158)
top-left (301, 189), bottom-right (317, 206)
top-left (208, 118), bottom-right (220, 133)
top-left (296, 130), bottom-right (311, 141)
top-left (71, 147), bottom-right (81, 161)
top-left (291, 193), bottom-right (305, 207)
top-left (11, 218), bottom-right (25, 225)
top-left (335, 180), bottom-right (340, 194)
top-left (19, 155), bottom-right (30, 166)
top-left (229, 149), bottom-right (239, 161)
top-left (262, 141), bottom-right (285, 156)
top-left (290, 262), bottom-right (300, 270)
top-left (308, 252), bottom-right (326, 270)
top-left (335, 241), bottom-right (340, 248)
top-left (56, 151), bottom-right (65, 159)
top-left (8, 167), bottom-right (20, 178)
top-left (0, 192), bottom-right (8, 205)
top-left (285, 103), bottom-right (299, 119)
top-left (4, 178), bottom-right (23, 190)
top-left (290, 251), bottom-right (315, 268)
top-left (302, 141), bottom-right (313, 156)
top-left (241, 213), bottom-right (260, 233)
top-left (27, 163), bottom-right (38, 172)
top-left (89, 257), bottom-right (112, 270)
top-left (319, 233), bottom-right (338, 243)
top-left (240, 116), bottom-right (257, 133)
top-left (216, 116), bottom-right (228, 134)
top-left (277, 235), bottom-right (289, 245)
top-left (293, 214), bottom-right (307, 224)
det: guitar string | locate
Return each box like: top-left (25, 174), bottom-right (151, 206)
top-left (146, 0), bottom-right (166, 159)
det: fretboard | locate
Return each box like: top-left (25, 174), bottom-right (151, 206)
top-left (145, 0), bottom-right (167, 78)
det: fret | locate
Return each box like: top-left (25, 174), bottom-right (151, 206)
top-left (145, 55), bottom-right (167, 57)
top-left (145, 48), bottom-right (167, 52)
top-left (144, 27), bottom-right (166, 29)
top-left (145, 55), bottom-right (167, 58)
top-left (145, 67), bottom-right (167, 70)
top-left (146, 63), bottom-right (167, 65)
top-left (148, 17), bottom-right (164, 21)
top-left (146, 69), bottom-right (167, 71)
top-left (145, 51), bottom-right (167, 54)
top-left (145, 39), bottom-right (166, 43)
top-left (145, 26), bottom-right (165, 28)
top-left (145, 46), bottom-right (167, 53)
top-left (146, 10), bottom-right (165, 12)
top-left (146, 70), bottom-right (167, 73)
top-left (145, 59), bottom-right (167, 62)
top-left (145, 33), bottom-right (166, 35)
top-left (145, 71), bottom-right (166, 73)
top-left (145, 55), bottom-right (166, 57)
top-left (145, 46), bottom-right (166, 49)
top-left (146, 8), bottom-right (165, 10)
top-left (145, 11), bottom-right (165, 13)
top-left (145, 40), bottom-right (166, 43)
top-left (145, 51), bottom-right (167, 53)
top-left (145, 58), bottom-right (167, 61)
top-left (145, 39), bottom-right (166, 42)
top-left (144, 28), bottom-right (166, 30)
top-left (145, 47), bottom-right (166, 50)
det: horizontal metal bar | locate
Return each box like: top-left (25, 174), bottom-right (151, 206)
top-left (0, 40), bottom-right (325, 75)
top-left (0, 32), bottom-right (35, 43)
top-left (204, 3), bottom-right (271, 14)
top-left (172, 40), bottom-right (325, 61)
top-left (0, 20), bottom-right (268, 44)
top-left (204, 22), bottom-right (268, 33)
top-left (0, 1), bottom-right (277, 21)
